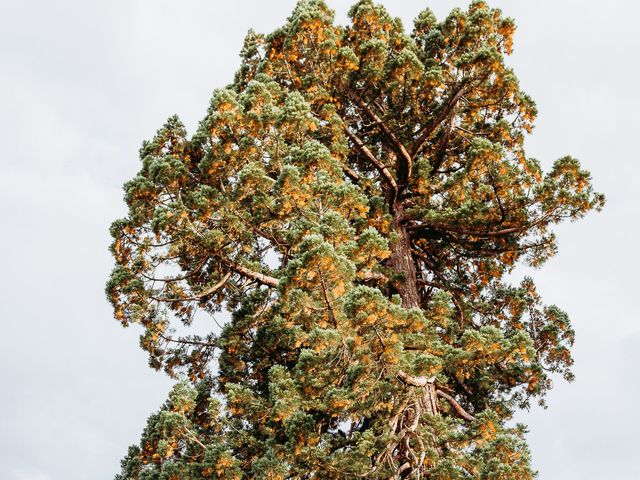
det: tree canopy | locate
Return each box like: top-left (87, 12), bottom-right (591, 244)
top-left (108, 1), bottom-right (604, 478)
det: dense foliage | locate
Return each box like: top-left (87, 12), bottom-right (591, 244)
top-left (108, 1), bottom-right (603, 478)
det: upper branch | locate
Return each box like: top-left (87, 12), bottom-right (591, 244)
top-left (344, 126), bottom-right (398, 195)
top-left (347, 90), bottom-right (413, 187)
top-left (183, 215), bottom-right (280, 288)
top-left (411, 83), bottom-right (468, 158)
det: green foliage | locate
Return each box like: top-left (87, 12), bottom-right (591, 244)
top-left (109, 1), bottom-right (603, 478)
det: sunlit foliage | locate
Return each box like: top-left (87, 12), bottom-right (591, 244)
top-left (109, 1), bottom-right (603, 478)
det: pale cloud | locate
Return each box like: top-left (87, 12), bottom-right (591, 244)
top-left (9, 469), bottom-right (52, 480)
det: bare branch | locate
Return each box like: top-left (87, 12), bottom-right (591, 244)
top-left (396, 370), bottom-right (435, 387)
top-left (430, 115), bottom-right (455, 174)
top-left (318, 267), bottom-right (338, 327)
top-left (342, 164), bottom-right (362, 183)
top-left (158, 332), bottom-right (218, 348)
top-left (358, 271), bottom-right (389, 283)
top-left (412, 84), bottom-right (468, 158)
top-left (347, 90), bottom-right (413, 186)
top-left (344, 126), bottom-right (398, 194)
top-left (436, 390), bottom-right (476, 422)
top-left (151, 272), bottom-right (231, 302)
top-left (408, 223), bottom-right (524, 239)
top-left (227, 261), bottom-right (279, 288)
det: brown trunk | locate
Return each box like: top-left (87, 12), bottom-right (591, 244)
top-left (387, 204), bottom-right (439, 479)
top-left (421, 382), bottom-right (439, 415)
top-left (389, 204), bottom-right (421, 309)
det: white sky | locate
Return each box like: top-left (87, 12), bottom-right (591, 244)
top-left (1, 1), bottom-right (638, 479)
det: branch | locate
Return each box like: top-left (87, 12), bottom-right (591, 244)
top-left (430, 115), bottom-right (455, 174)
top-left (227, 261), bottom-right (279, 288)
top-left (140, 259), bottom-right (207, 283)
top-left (397, 374), bottom-right (475, 421)
top-left (344, 126), bottom-right (398, 194)
top-left (342, 164), bottom-right (362, 183)
top-left (397, 462), bottom-right (412, 476)
top-left (318, 267), bottom-right (338, 327)
top-left (408, 223), bottom-right (524, 239)
top-left (182, 213), bottom-right (279, 288)
top-left (152, 272), bottom-right (231, 302)
top-left (436, 390), bottom-right (475, 422)
top-left (413, 249), bottom-right (467, 327)
top-left (158, 332), bottom-right (218, 348)
top-left (347, 90), bottom-right (413, 186)
top-left (396, 370), bottom-right (435, 387)
top-left (183, 425), bottom-right (208, 450)
top-left (358, 271), bottom-right (389, 283)
top-left (252, 226), bottom-right (289, 250)
top-left (412, 84), bottom-right (468, 158)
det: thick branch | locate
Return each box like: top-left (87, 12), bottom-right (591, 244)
top-left (412, 84), bottom-right (468, 158)
top-left (396, 370), bottom-right (435, 387)
top-left (397, 373), bottom-right (475, 421)
top-left (344, 126), bottom-right (398, 194)
top-left (358, 271), bottom-right (389, 283)
top-left (397, 462), bottom-right (412, 476)
top-left (347, 90), bottom-right (413, 186)
top-left (343, 164), bottom-right (362, 183)
top-left (430, 115), bottom-right (455, 174)
top-left (226, 261), bottom-right (279, 288)
top-left (436, 390), bottom-right (476, 422)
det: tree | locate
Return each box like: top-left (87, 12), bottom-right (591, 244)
top-left (108, 1), bottom-right (604, 478)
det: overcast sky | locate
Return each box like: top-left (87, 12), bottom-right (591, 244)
top-left (1, 1), bottom-right (638, 479)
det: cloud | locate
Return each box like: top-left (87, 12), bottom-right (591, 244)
top-left (9, 469), bottom-right (52, 480)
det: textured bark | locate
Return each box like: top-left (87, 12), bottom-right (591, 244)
top-left (389, 204), bottom-right (421, 309)
top-left (436, 390), bottom-right (475, 422)
top-left (421, 383), bottom-right (439, 415)
top-left (389, 206), bottom-right (440, 479)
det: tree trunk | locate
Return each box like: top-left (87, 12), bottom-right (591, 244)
top-left (387, 204), bottom-right (439, 479)
top-left (389, 204), bottom-right (421, 309)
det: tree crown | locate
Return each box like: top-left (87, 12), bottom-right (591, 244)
top-left (109, 1), bottom-right (603, 478)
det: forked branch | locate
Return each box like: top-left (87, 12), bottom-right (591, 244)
top-left (344, 126), bottom-right (398, 194)
top-left (412, 83), bottom-right (468, 158)
top-left (347, 90), bottom-right (413, 186)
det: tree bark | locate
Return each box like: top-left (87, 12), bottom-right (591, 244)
top-left (387, 204), bottom-right (440, 479)
top-left (389, 204), bottom-right (420, 309)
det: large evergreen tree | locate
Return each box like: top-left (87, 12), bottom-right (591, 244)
top-left (108, 1), bottom-right (604, 478)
